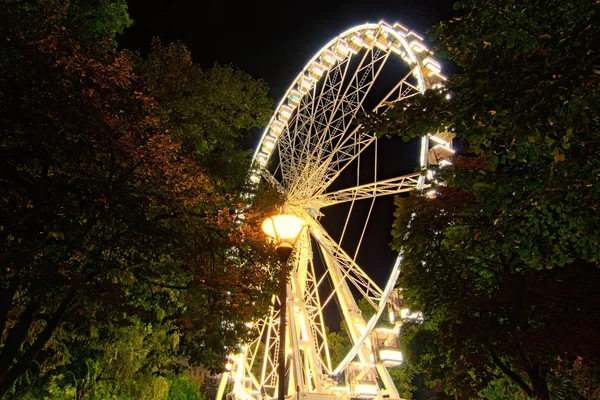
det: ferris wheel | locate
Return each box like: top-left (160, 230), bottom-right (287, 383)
top-left (217, 21), bottom-right (453, 400)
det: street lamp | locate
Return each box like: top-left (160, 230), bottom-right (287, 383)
top-left (261, 213), bottom-right (305, 400)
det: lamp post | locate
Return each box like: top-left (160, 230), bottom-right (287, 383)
top-left (261, 214), bottom-right (305, 400)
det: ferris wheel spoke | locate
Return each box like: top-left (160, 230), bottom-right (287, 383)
top-left (280, 58), bottom-right (349, 193)
top-left (294, 208), bottom-right (384, 304)
top-left (293, 172), bottom-right (421, 209)
top-left (261, 170), bottom-right (286, 195)
top-left (284, 49), bottom-right (352, 196)
top-left (372, 67), bottom-right (422, 113)
top-left (290, 124), bottom-right (377, 202)
top-left (289, 43), bottom-right (392, 200)
top-left (317, 78), bottom-right (424, 192)
top-left (306, 52), bottom-right (390, 196)
top-left (276, 128), bottom-right (294, 189)
top-left (294, 58), bottom-right (350, 187)
top-left (287, 66), bottom-right (425, 200)
top-left (331, 254), bottom-right (403, 376)
top-left (286, 91), bottom-right (319, 190)
top-left (277, 90), bottom-right (316, 190)
top-left (287, 57), bottom-right (362, 198)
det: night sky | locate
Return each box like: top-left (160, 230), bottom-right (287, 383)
top-left (118, 0), bottom-right (457, 328)
top-left (118, 0), bottom-right (457, 108)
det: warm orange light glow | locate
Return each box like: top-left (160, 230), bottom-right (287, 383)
top-left (261, 214), bottom-right (305, 241)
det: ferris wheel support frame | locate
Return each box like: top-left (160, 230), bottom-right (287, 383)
top-left (220, 20), bottom-right (450, 400)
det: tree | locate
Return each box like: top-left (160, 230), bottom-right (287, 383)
top-left (326, 327), bottom-right (352, 369)
top-left (390, 187), bottom-right (600, 399)
top-left (0, 1), bottom-right (278, 396)
top-left (133, 38), bottom-right (273, 190)
top-left (167, 374), bottom-right (205, 400)
top-left (68, 0), bottom-right (133, 41)
top-left (129, 38), bottom-right (279, 373)
top-left (364, 0), bottom-right (600, 398)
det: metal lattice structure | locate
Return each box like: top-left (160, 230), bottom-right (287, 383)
top-left (217, 21), bottom-right (453, 400)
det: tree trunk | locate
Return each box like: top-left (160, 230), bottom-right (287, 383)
top-left (0, 278), bottom-right (19, 338)
top-left (77, 378), bottom-right (87, 400)
top-left (0, 294), bottom-right (72, 397)
top-left (0, 300), bottom-right (39, 379)
top-left (526, 364), bottom-right (550, 400)
top-left (487, 347), bottom-right (533, 397)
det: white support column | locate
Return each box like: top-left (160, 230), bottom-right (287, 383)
top-left (216, 372), bottom-right (230, 400)
top-left (376, 364), bottom-right (401, 400)
top-left (319, 247), bottom-right (372, 366)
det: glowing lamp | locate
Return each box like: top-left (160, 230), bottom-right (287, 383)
top-left (261, 214), bottom-right (305, 241)
top-left (261, 214), bottom-right (305, 262)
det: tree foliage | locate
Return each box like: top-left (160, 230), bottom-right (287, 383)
top-left (133, 38), bottom-right (272, 189)
top-left (0, 0), bottom-right (278, 397)
top-left (364, 0), bottom-right (600, 398)
top-left (326, 327), bottom-right (352, 369)
top-left (166, 374), bottom-right (205, 400)
top-left (68, 0), bottom-right (133, 40)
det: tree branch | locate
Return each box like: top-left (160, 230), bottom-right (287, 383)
top-left (144, 279), bottom-right (189, 290)
top-left (0, 300), bottom-right (39, 380)
top-left (486, 346), bottom-right (532, 397)
top-left (0, 277), bottom-right (19, 339)
top-left (150, 209), bottom-right (209, 223)
top-left (0, 292), bottom-right (73, 397)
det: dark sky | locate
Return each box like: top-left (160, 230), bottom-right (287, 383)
top-left (118, 0), bottom-right (456, 104)
top-left (117, 0), bottom-right (457, 329)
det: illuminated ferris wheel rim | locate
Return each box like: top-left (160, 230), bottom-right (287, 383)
top-left (250, 20), bottom-right (445, 176)
top-left (223, 20), bottom-right (453, 400)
